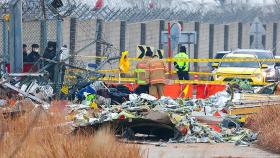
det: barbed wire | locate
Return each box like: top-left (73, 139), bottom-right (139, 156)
top-left (0, 0), bottom-right (279, 23)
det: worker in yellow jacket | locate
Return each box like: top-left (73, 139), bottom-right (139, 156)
top-left (174, 46), bottom-right (189, 80)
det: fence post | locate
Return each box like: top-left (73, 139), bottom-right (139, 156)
top-left (209, 24), bottom-right (214, 59)
top-left (69, 17), bottom-right (77, 63)
top-left (96, 19), bottom-right (103, 65)
top-left (194, 22), bottom-right (200, 72)
top-left (140, 23), bottom-right (146, 45)
top-left (40, 19), bottom-right (48, 55)
top-left (2, 20), bottom-right (8, 64)
top-left (159, 20), bottom-right (165, 49)
top-left (224, 25), bottom-right (229, 51)
top-left (273, 23), bottom-right (278, 55)
top-left (262, 24), bottom-right (266, 49)
top-left (9, 0), bottom-right (23, 73)
top-left (238, 22), bottom-right (243, 49)
top-left (178, 21), bottom-right (184, 52)
top-left (250, 35), bottom-right (254, 49)
top-left (54, 18), bottom-right (63, 98)
top-left (120, 21), bottom-right (126, 52)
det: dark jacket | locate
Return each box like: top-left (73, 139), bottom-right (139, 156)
top-left (43, 48), bottom-right (56, 60)
top-left (43, 48), bottom-right (57, 81)
top-left (28, 51), bottom-right (40, 62)
top-left (23, 52), bottom-right (29, 62)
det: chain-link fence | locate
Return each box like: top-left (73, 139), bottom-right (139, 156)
top-left (20, 19), bottom-right (58, 56)
top-left (1, 0), bottom-right (280, 73)
top-left (0, 20), bottom-right (5, 60)
top-left (1, 1), bottom-right (280, 23)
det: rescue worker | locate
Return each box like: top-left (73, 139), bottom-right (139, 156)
top-left (174, 46), bottom-right (189, 80)
top-left (23, 44), bottom-right (29, 62)
top-left (134, 50), bottom-right (152, 94)
top-left (148, 49), bottom-right (167, 98)
top-left (28, 44), bottom-right (41, 62)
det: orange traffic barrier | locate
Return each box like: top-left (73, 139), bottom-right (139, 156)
top-left (109, 83), bottom-right (225, 99)
top-left (163, 84), bottom-right (193, 99)
top-left (205, 84), bottom-right (226, 98)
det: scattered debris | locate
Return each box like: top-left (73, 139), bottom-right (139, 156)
top-left (1, 75), bottom-right (279, 146)
top-left (64, 81), bottom-right (262, 145)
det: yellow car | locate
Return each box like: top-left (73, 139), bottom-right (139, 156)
top-left (212, 53), bottom-right (268, 84)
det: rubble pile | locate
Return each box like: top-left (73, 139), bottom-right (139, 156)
top-left (65, 81), bottom-right (258, 145)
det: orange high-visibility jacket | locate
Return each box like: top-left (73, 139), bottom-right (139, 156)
top-left (135, 58), bottom-right (151, 85)
top-left (149, 59), bottom-right (167, 85)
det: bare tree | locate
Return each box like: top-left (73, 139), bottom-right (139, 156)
top-left (274, 0), bottom-right (280, 12)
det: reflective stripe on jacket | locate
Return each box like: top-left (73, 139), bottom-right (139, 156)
top-left (174, 52), bottom-right (189, 71)
top-left (135, 58), bottom-right (151, 85)
top-left (149, 59), bottom-right (167, 85)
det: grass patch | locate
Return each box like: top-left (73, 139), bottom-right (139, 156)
top-left (0, 103), bottom-right (144, 158)
top-left (247, 106), bottom-right (280, 153)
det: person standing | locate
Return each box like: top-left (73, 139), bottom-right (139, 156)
top-left (174, 46), bottom-right (190, 80)
top-left (148, 49), bottom-right (167, 99)
top-left (23, 44), bottom-right (29, 62)
top-left (60, 45), bottom-right (70, 64)
top-left (134, 50), bottom-right (152, 94)
top-left (60, 45), bottom-right (69, 84)
top-left (43, 41), bottom-right (57, 81)
top-left (28, 44), bottom-right (41, 62)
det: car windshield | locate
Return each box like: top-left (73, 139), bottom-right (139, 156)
top-left (234, 51), bottom-right (274, 65)
top-left (254, 52), bottom-right (274, 65)
top-left (220, 57), bottom-right (260, 68)
top-left (215, 53), bottom-right (227, 59)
